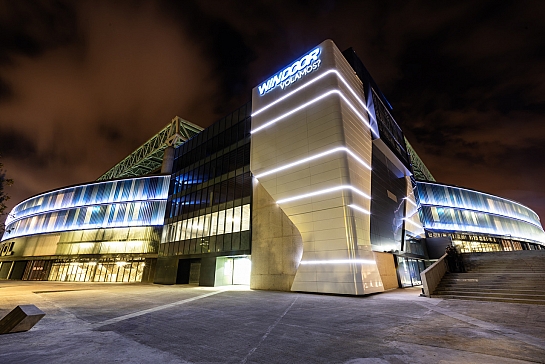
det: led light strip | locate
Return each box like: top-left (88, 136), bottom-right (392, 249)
top-left (254, 147), bottom-right (371, 179)
top-left (418, 181), bottom-right (537, 217)
top-left (421, 204), bottom-right (542, 229)
top-left (403, 197), bottom-right (418, 207)
top-left (424, 223), bottom-right (545, 244)
top-left (251, 89), bottom-right (379, 138)
top-left (253, 69), bottom-right (370, 118)
top-left (403, 218), bottom-right (423, 228)
top-left (7, 175), bottom-right (170, 225)
top-left (348, 204), bottom-right (370, 214)
top-left (6, 198), bottom-right (168, 226)
top-left (300, 259), bottom-right (375, 265)
top-left (276, 185), bottom-right (370, 204)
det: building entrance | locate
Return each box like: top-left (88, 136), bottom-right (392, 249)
top-left (215, 256), bottom-right (251, 286)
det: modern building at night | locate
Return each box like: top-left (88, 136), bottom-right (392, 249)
top-left (1, 40), bottom-right (544, 294)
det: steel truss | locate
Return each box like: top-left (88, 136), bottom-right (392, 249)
top-left (97, 117), bottom-right (203, 181)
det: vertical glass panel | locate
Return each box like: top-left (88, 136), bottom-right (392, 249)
top-left (210, 212), bottom-right (218, 236)
top-left (224, 208), bottom-right (233, 234)
top-left (242, 204), bottom-right (250, 231)
top-left (233, 206), bottom-right (242, 233)
top-left (217, 210), bottom-right (226, 235)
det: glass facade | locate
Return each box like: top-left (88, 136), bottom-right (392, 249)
top-left (417, 182), bottom-right (545, 245)
top-left (161, 103), bottom-right (252, 257)
top-left (2, 176), bottom-right (169, 241)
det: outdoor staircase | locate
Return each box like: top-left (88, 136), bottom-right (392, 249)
top-left (431, 250), bottom-right (545, 305)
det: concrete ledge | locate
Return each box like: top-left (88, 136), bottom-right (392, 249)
top-left (420, 253), bottom-right (447, 297)
top-left (0, 305), bottom-right (45, 334)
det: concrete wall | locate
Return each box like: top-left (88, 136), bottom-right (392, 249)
top-left (373, 252), bottom-right (398, 290)
top-left (420, 253), bottom-right (447, 296)
top-left (251, 39), bottom-right (384, 295)
top-left (250, 182), bottom-right (303, 291)
top-left (154, 256), bottom-right (179, 284)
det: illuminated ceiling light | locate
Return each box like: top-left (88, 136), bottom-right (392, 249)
top-left (300, 259), bottom-right (376, 265)
top-left (115, 261), bottom-right (127, 266)
top-left (87, 262), bottom-right (97, 266)
top-left (276, 185), bottom-right (370, 204)
top-left (254, 147), bottom-right (371, 179)
top-left (348, 204), bottom-right (370, 214)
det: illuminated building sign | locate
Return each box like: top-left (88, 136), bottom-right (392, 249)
top-left (258, 48), bottom-right (321, 96)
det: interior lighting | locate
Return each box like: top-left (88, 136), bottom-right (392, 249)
top-left (254, 147), bottom-right (371, 179)
top-left (348, 204), bottom-right (370, 214)
top-left (300, 259), bottom-right (375, 265)
top-left (115, 261), bottom-right (127, 267)
top-left (276, 185), bottom-right (370, 204)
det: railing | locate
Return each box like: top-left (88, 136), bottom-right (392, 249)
top-left (420, 253), bottom-right (448, 297)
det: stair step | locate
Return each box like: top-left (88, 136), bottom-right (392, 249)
top-left (430, 294), bottom-right (545, 305)
top-left (435, 287), bottom-right (544, 294)
top-left (433, 290), bottom-right (545, 300)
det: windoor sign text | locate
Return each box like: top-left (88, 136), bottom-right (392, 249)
top-left (258, 48), bottom-right (321, 96)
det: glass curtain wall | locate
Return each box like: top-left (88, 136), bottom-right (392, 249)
top-left (161, 103), bottom-right (252, 257)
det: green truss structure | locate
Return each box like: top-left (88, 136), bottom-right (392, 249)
top-left (405, 138), bottom-right (435, 182)
top-left (97, 117), bottom-right (203, 181)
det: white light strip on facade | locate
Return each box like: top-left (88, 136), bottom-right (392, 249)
top-left (426, 223), bottom-right (545, 245)
top-left (254, 147), bottom-right (371, 179)
top-left (252, 90), bottom-right (337, 133)
top-left (253, 69), bottom-right (370, 118)
top-left (404, 197), bottom-right (417, 207)
top-left (6, 198), bottom-right (168, 226)
top-left (300, 259), bottom-right (375, 265)
top-left (348, 204), bottom-right (370, 214)
top-left (276, 185), bottom-right (370, 204)
top-left (403, 218), bottom-right (423, 228)
top-left (251, 89), bottom-right (379, 138)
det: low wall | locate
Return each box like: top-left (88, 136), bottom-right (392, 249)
top-left (420, 253), bottom-right (447, 297)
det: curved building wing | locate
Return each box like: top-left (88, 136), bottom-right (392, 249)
top-left (416, 181), bottom-right (545, 245)
top-left (2, 176), bottom-right (170, 241)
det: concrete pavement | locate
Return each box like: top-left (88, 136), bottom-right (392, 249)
top-left (1, 281), bottom-right (544, 363)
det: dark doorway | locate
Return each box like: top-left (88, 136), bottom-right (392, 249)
top-left (176, 259), bottom-right (201, 284)
top-left (176, 259), bottom-right (191, 284)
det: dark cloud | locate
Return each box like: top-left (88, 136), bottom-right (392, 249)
top-left (1, 0), bottom-right (545, 223)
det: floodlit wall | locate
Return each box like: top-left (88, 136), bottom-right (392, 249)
top-left (416, 181), bottom-right (545, 245)
top-left (251, 39), bottom-right (384, 295)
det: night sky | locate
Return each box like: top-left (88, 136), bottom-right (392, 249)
top-left (1, 1), bottom-right (545, 223)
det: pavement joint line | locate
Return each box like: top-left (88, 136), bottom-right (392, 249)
top-left (240, 295), bottom-right (299, 364)
top-left (415, 300), bottom-right (545, 351)
top-left (91, 288), bottom-right (229, 330)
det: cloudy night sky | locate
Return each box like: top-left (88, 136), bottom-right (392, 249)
top-left (1, 0), bottom-right (544, 223)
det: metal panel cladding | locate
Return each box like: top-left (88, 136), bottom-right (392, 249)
top-left (2, 176), bottom-right (170, 241)
top-left (416, 181), bottom-right (545, 244)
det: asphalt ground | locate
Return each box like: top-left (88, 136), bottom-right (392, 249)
top-left (1, 281), bottom-right (544, 363)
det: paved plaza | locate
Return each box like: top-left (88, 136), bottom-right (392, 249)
top-left (1, 281), bottom-right (544, 363)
